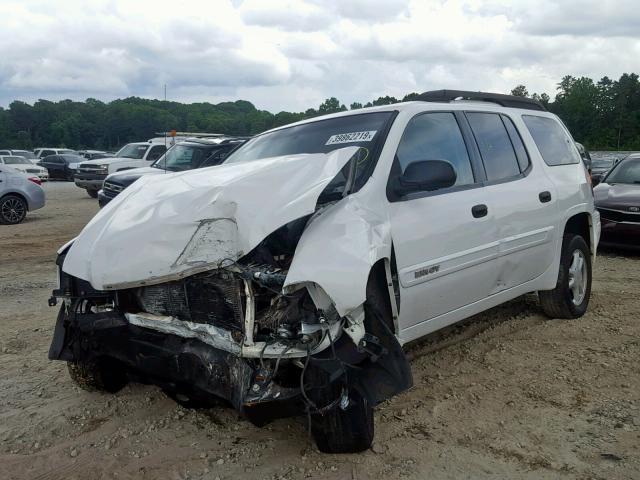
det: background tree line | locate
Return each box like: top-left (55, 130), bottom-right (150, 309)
top-left (1, 73), bottom-right (639, 151)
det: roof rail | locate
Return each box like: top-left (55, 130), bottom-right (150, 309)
top-left (416, 90), bottom-right (547, 111)
top-left (154, 132), bottom-right (225, 138)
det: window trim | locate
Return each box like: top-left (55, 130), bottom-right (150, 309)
top-left (500, 114), bottom-right (532, 175)
top-left (462, 111), bottom-right (532, 187)
top-left (386, 110), bottom-right (485, 203)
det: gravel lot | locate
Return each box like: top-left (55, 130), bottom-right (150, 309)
top-left (1, 181), bottom-right (639, 480)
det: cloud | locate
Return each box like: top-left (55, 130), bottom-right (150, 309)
top-left (0, 0), bottom-right (639, 113)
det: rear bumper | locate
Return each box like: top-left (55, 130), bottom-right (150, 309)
top-left (28, 185), bottom-right (46, 211)
top-left (74, 172), bottom-right (106, 190)
top-left (49, 308), bottom-right (302, 424)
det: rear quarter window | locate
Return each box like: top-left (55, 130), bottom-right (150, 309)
top-left (522, 115), bottom-right (580, 166)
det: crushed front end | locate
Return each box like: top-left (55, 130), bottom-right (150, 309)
top-left (48, 230), bottom-right (410, 427)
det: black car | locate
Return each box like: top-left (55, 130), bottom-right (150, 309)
top-left (594, 154), bottom-right (640, 249)
top-left (98, 137), bottom-right (247, 207)
top-left (38, 154), bottom-right (85, 181)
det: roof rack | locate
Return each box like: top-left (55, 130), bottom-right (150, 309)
top-left (416, 90), bottom-right (547, 111)
top-left (154, 131), bottom-right (225, 138)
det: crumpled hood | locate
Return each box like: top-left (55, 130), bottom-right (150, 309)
top-left (62, 147), bottom-right (358, 290)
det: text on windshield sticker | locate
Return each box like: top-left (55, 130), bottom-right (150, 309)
top-left (325, 130), bottom-right (377, 145)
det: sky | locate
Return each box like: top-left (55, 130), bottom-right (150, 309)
top-left (0, 0), bottom-right (639, 112)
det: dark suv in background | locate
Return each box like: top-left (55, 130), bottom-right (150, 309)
top-left (38, 154), bottom-right (85, 180)
top-left (98, 137), bottom-right (247, 207)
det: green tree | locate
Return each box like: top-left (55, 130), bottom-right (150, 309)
top-left (511, 85), bottom-right (529, 97)
top-left (318, 97), bottom-right (347, 114)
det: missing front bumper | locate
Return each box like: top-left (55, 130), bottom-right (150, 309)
top-left (49, 308), bottom-right (303, 424)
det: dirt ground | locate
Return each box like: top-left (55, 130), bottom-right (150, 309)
top-left (0, 182), bottom-right (638, 480)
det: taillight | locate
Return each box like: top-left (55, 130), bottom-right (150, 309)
top-left (28, 176), bottom-right (42, 185)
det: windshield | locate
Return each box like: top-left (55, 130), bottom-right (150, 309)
top-left (153, 144), bottom-right (214, 172)
top-left (4, 156), bottom-right (32, 165)
top-left (14, 150), bottom-right (36, 159)
top-left (116, 144), bottom-right (149, 159)
top-left (226, 112), bottom-right (394, 164)
top-left (592, 159), bottom-right (614, 169)
top-left (605, 158), bottom-right (640, 184)
top-left (224, 112), bottom-right (395, 193)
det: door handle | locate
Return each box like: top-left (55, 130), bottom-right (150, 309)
top-left (539, 191), bottom-right (552, 203)
top-left (471, 204), bottom-right (488, 218)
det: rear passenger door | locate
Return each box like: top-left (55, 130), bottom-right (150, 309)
top-left (388, 111), bottom-right (500, 330)
top-left (465, 112), bottom-right (558, 290)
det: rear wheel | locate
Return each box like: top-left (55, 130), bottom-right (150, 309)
top-left (0, 195), bottom-right (27, 225)
top-left (67, 358), bottom-right (128, 393)
top-left (86, 189), bottom-right (98, 198)
top-left (539, 234), bottom-right (592, 318)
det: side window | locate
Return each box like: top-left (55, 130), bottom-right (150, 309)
top-left (147, 145), bottom-right (166, 161)
top-left (466, 112), bottom-right (521, 181)
top-left (395, 112), bottom-right (475, 188)
top-left (522, 115), bottom-right (581, 166)
top-left (42, 150), bottom-right (55, 157)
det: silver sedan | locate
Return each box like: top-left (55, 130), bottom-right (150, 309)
top-left (0, 165), bottom-right (45, 225)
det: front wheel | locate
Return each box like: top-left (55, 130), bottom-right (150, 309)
top-left (539, 234), bottom-right (592, 319)
top-left (308, 369), bottom-right (374, 453)
top-left (67, 358), bottom-right (128, 393)
top-left (0, 195), bottom-right (27, 225)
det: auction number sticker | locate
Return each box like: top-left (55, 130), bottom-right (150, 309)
top-left (325, 130), bottom-right (377, 145)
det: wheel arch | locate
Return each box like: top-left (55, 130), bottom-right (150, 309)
top-left (562, 211), bottom-right (597, 260)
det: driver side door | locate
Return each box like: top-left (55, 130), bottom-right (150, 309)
top-left (387, 111), bottom-right (500, 334)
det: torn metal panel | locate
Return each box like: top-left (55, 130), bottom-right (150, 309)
top-left (62, 147), bottom-right (360, 290)
top-left (125, 311), bottom-right (342, 359)
top-left (284, 191), bottom-right (393, 316)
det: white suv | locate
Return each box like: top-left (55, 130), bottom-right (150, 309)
top-left (73, 138), bottom-right (170, 197)
top-left (49, 90), bottom-right (600, 453)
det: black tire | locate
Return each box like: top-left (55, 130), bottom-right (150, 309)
top-left (539, 234), bottom-right (592, 319)
top-left (67, 358), bottom-right (128, 393)
top-left (307, 277), bottom-right (393, 453)
top-left (66, 173), bottom-right (75, 182)
top-left (86, 189), bottom-right (98, 198)
top-left (308, 368), bottom-right (374, 454)
top-left (0, 195), bottom-right (27, 225)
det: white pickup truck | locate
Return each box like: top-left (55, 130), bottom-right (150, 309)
top-left (73, 137), bottom-right (175, 197)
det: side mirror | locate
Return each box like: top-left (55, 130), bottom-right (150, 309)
top-left (395, 160), bottom-right (457, 196)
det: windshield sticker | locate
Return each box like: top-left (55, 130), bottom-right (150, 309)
top-left (325, 131), bottom-right (377, 145)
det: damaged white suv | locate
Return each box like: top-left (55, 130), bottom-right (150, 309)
top-left (48, 90), bottom-right (600, 453)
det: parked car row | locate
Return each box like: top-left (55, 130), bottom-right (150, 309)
top-left (97, 136), bottom-right (248, 205)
